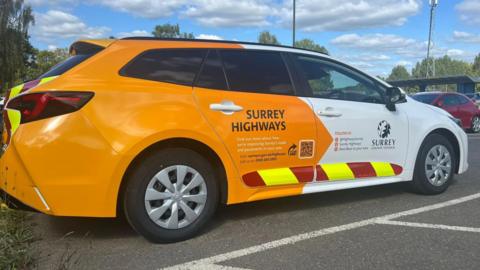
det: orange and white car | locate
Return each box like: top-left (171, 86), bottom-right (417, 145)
top-left (0, 38), bottom-right (469, 242)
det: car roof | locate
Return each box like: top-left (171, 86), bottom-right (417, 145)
top-left (120, 37), bottom-right (330, 56)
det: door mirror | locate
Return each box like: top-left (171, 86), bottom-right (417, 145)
top-left (386, 87), bottom-right (406, 112)
top-left (436, 100), bottom-right (444, 107)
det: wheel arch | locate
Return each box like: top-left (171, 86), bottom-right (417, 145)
top-left (422, 128), bottom-right (461, 174)
top-left (116, 137), bottom-right (229, 216)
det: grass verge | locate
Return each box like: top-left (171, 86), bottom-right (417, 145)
top-left (0, 201), bottom-right (34, 270)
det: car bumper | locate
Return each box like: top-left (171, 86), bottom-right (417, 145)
top-left (0, 112), bottom-right (122, 217)
top-left (457, 127), bottom-right (469, 174)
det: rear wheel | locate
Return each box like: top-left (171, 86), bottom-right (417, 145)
top-left (470, 116), bottom-right (480, 133)
top-left (410, 134), bottom-right (456, 195)
top-left (123, 148), bottom-right (219, 243)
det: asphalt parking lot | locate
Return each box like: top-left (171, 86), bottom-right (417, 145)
top-left (31, 134), bottom-right (480, 270)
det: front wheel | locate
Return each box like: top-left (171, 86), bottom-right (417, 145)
top-left (470, 116), bottom-right (480, 133)
top-left (410, 134), bottom-right (456, 195)
top-left (123, 148), bottom-right (219, 243)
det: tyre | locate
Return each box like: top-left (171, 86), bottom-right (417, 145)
top-left (123, 148), bottom-right (219, 243)
top-left (410, 134), bottom-right (456, 195)
top-left (470, 116), bottom-right (480, 133)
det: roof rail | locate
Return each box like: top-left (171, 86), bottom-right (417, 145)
top-left (120, 37), bottom-right (329, 55)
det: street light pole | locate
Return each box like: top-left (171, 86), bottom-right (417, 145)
top-left (292, 0), bottom-right (296, 47)
top-left (426, 0), bottom-right (438, 79)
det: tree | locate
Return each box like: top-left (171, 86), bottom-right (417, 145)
top-left (152, 23), bottom-right (194, 39)
top-left (294, 39), bottom-right (328, 54)
top-left (0, 0), bottom-right (35, 92)
top-left (25, 48), bottom-right (69, 80)
top-left (412, 55), bottom-right (474, 78)
top-left (258, 31), bottom-right (280, 45)
top-left (473, 53), bottom-right (480, 76)
top-left (387, 65), bottom-right (410, 81)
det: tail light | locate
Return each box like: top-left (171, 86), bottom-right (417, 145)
top-left (6, 91), bottom-right (94, 124)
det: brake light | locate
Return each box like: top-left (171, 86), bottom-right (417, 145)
top-left (6, 91), bottom-right (94, 123)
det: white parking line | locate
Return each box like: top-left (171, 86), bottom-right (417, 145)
top-left (376, 220), bottom-right (480, 233)
top-left (164, 192), bottom-right (480, 270)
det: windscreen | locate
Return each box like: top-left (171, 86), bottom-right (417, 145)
top-left (412, 94), bottom-right (439, 104)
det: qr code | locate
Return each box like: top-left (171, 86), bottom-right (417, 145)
top-left (299, 140), bottom-right (315, 159)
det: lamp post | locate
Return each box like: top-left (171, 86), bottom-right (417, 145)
top-left (426, 0), bottom-right (438, 79)
top-left (292, 0), bottom-right (296, 47)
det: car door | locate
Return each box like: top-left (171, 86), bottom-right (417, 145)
top-left (455, 94), bottom-right (475, 128)
top-left (194, 49), bottom-right (319, 188)
top-left (438, 94), bottom-right (460, 120)
top-left (289, 53), bottom-right (408, 181)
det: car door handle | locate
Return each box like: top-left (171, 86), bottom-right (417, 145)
top-left (317, 107), bottom-right (343, 117)
top-left (210, 101), bottom-right (243, 115)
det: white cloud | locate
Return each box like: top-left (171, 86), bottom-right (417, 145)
top-left (331, 33), bottom-right (416, 50)
top-left (183, 0), bottom-right (274, 27)
top-left (97, 0), bottom-right (187, 19)
top-left (456, 0), bottom-right (480, 24)
top-left (196, 34), bottom-right (223, 40)
top-left (452, 31), bottom-right (480, 44)
top-left (32, 10), bottom-right (110, 44)
top-left (279, 0), bottom-right (421, 32)
top-left (117, 30), bottom-right (151, 39)
top-left (47, 45), bottom-right (58, 51)
top-left (395, 60), bottom-right (412, 67)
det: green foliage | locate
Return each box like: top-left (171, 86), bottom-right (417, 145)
top-left (294, 39), bottom-right (329, 54)
top-left (25, 48), bottom-right (69, 81)
top-left (0, 202), bottom-right (34, 270)
top-left (387, 65), bottom-right (410, 81)
top-left (258, 31), bottom-right (280, 45)
top-left (473, 53), bottom-right (480, 76)
top-left (0, 0), bottom-right (35, 92)
top-left (152, 23), bottom-right (195, 39)
top-left (412, 55), bottom-right (475, 78)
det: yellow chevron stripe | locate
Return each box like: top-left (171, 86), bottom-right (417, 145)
top-left (321, 163), bottom-right (355, 181)
top-left (9, 84), bottom-right (24, 100)
top-left (371, 162), bottom-right (395, 177)
top-left (258, 168), bottom-right (298, 186)
top-left (39, 76), bottom-right (58, 85)
top-left (7, 110), bottom-right (21, 134)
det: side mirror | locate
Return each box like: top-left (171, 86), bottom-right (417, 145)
top-left (386, 87), bottom-right (406, 112)
top-left (436, 100), bottom-right (444, 107)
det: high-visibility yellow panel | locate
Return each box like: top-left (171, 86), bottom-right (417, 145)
top-left (258, 168), bottom-right (298, 186)
top-left (9, 84), bottom-right (24, 100)
top-left (39, 76), bottom-right (58, 85)
top-left (321, 163), bottom-right (355, 181)
top-left (371, 162), bottom-right (395, 177)
top-left (7, 110), bottom-right (21, 134)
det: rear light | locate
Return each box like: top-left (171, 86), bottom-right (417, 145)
top-left (6, 91), bottom-right (94, 123)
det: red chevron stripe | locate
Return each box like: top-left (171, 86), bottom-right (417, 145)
top-left (391, 164), bottom-right (403, 175)
top-left (290, 166), bottom-right (314, 183)
top-left (315, 165), bottom-right (329, 181)
top-left (242, 171), bottom-right (265, 187)
top-left (347, 162), bottom-right (377, 178)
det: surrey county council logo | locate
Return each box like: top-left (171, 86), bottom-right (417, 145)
top-left (377, 120), bottom-right (391, 139)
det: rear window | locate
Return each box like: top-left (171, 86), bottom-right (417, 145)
top-left (412, 94), bottom-right (439, 104)
top-left (39, 54), bottom-right (94, 79)
top-left (121, 49), bottom-right (207, 86)
top-left (220, 50), bottom-right (294, 95)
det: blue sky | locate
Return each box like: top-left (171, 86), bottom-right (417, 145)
top-left (27, 0), bottom-right (480, 76)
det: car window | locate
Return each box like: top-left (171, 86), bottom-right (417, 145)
top-left (442, 95), bottom-right (460, 106)
top-left (220, 50), bottom-right (294, 95)
top-left (457, 95), bottom-right (471, 104)
top-left (39, 54), bottom-right (94, 79)
top-left (195, 50), bottom-right (228, 90)
top-left (121, 49), bottom-right (207, 86)
top-left (412, 93), bottom-right (439, 104)
top-left (292, 54), bottom-right (384, 104)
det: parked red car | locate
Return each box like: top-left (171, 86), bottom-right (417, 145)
top-left (412, 92), bottom-right (480, 133)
